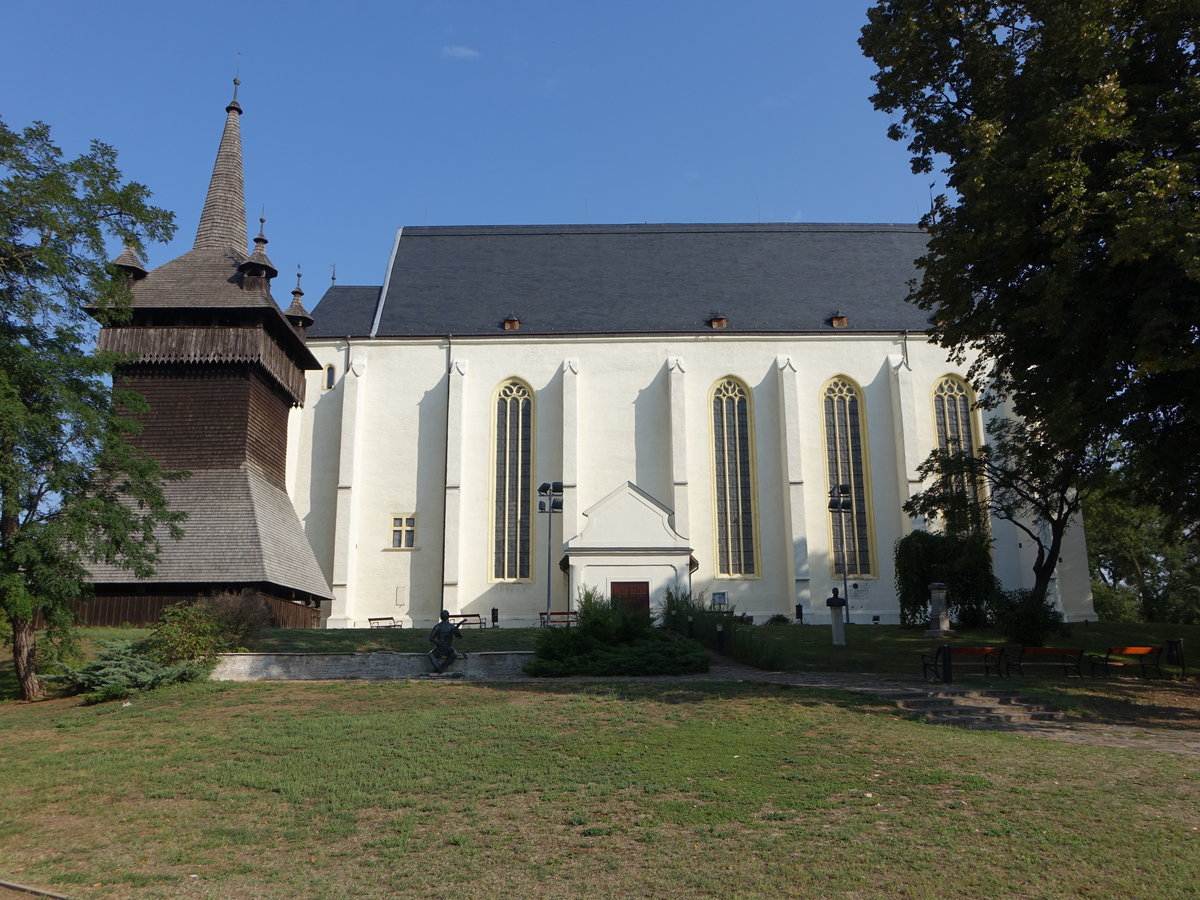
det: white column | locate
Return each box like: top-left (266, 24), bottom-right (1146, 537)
top-left (667, 357), bottom-right (690, 538)
top-left (776, 355), bottom-right (809, 615)
top-left (441, 358), bottom-right (468, 615)
top-left (560, 359), bottom-right (580, 611)
top-left (329, 345), bottom-right (368, 627)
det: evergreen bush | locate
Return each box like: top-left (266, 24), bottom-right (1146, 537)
top-left (526, 586), bottom-right (709, 677)
top-left (61, 641), bottom-right (207, 704)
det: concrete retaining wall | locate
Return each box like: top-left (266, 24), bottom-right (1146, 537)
top-left (211, 651), bottom-right (535, 681)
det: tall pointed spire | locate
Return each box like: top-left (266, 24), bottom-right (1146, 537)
top-left (193, 78), bottom-right (248, 253)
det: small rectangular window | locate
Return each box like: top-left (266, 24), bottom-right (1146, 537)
top-left (391, 515), bottom-right (416, 549)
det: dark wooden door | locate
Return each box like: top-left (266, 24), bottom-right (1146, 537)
top-left (611, 581), bottom-right (651, 617)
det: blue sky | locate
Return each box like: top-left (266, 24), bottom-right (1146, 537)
top-left (1, 1), bottom-right (934, 298)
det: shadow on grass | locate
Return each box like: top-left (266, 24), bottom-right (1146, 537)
top-left (1018, 678), bottom-right (1200, 730)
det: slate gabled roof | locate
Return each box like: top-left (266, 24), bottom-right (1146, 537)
top-left (308, 223), bottom-right (930, 339)
top-left (88, 466), bottom-right (332, 600)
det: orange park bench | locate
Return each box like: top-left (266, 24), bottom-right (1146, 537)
top-left (539, 610), bottom-right (579, 627)
top-left (1005, 646), bottom-right (1086, 678)
top-left (1089, 646), bottom-right (1164, 679)
top-left (922, 645), bottom-right (1005, 683)
top-left (368, 617), bottom-right (400, 628)
top-left (449, 613), bottom-right (488, 630)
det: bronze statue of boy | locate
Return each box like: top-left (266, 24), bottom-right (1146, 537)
top-left (428, 610), bottom-right (463, 673)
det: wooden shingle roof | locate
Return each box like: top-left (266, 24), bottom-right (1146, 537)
top-left (87, 466), bottom-right (332, 600)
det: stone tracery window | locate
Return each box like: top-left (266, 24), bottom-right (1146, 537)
top-left (933, 375), bottom-right (983, 531)
top-left (711, 377), bottom-right (758, 576)
top-left (933, 376), bottom-right (976, 455)
top-left (493, 379), bottom-right (533, 580)
top-left (823, 377), bottom-right (874, 577)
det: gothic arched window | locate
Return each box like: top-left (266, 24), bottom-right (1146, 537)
top-left (933, 376), bottom-right (977, 452)
top-left (711, 377), bottom-right (758, 576)
top-left (493, 379), bottom-right (533, 580)
top-left (933, 375), bottom-right (983, 532)
top-left (823, 377), bottom-right (874, 577)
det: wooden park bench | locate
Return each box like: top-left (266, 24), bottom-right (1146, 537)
top-left (539, 610), bottom-right (579, 627)
top-left (1005, 646), bottom-right (1085, 678)
top-left (1089, 646), bottom-right (1164, 679)
top-left (922, 645), bottom-right (1005, 683)
top-left (449, 613), bottom-right (488, 629)
top-left (368, 617), bottom-right (400, 628)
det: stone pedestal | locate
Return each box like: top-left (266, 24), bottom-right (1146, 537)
top-left (924, 581), bottom-right (953, 638)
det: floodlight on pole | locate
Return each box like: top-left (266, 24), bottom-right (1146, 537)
top-left (538, 481), bottom-right (564, 621)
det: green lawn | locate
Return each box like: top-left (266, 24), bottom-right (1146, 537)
top-left (2, 679), bottom-right (1198, 899)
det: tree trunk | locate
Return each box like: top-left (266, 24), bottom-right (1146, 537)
top-left (11, 615), bottom-right (43, 701)
top-left (1030, 524), bottom-right (1066, 609)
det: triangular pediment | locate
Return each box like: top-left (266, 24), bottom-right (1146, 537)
top-left (567, 482), bottom-right (691, 553)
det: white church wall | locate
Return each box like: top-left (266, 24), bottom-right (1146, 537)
top-left (291, 330), bottom-right (1094, 628)
top-left (348, 341), bottom-right (450, 626)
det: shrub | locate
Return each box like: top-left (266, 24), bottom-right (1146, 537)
top-left (527, 586), bottom-right (709, 677)
top-left (145, 602), bottom-right (227, 665)
top-left (61, 641), bottom-right (208, 704)
top-left (765, 614), bottom-right (791, 626)
top-left (988, 588), bottom-right (1066, 646)
top-left (660, 584), bottom-right (711, 634)
top-left (201, 589), bottom-right (271, 648)
top-left (142, 591), bottom-right (270, 665)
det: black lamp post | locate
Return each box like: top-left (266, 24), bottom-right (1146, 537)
top-left (538, 481), bottom-right (563, 621)
top-left (828, 484), bottom-right (852, 625)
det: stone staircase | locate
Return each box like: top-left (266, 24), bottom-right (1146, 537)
top-left (884, 687), bottom-right (1064, 730)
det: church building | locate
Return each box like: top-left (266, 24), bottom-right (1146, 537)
top-left (295, 219), bottom-right (1094, 628)
top-left (96, 89), bottom-right (1096, 628)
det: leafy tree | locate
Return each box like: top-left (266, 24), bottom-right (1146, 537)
top-left (1, 118), bottom-right (181, 700)
top-left (860, 2), bottom-right (1200, 522)
top-left (904, 417), bottom-right (1110, 607)
top-left (1083, 466), bottom-right (1200, 622)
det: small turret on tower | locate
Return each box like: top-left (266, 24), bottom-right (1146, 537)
top-left (111, 244), bottom-right (148, 281)
top-left (240, 217), bottom-right (279, 292)
top-left (285, 268), bottom-right (314, 336)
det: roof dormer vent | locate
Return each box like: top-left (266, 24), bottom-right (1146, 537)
top-left (503, 313), bottom-right (521, 331)
top-left (708, 313), bottom-right (728, 329)
top-left (830, 311), bottom-right (848, 328)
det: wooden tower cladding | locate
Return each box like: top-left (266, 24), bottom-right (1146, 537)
top-left (86, 85), bottom-right (332, 626)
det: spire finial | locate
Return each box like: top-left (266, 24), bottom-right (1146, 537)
top-left (330, 263), bottom-right (337, 286)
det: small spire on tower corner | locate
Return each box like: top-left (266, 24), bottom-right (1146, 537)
top-left (239, 214), bottom-right (278, 286)
top-left (285, 264), bottom-right (314, 332)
